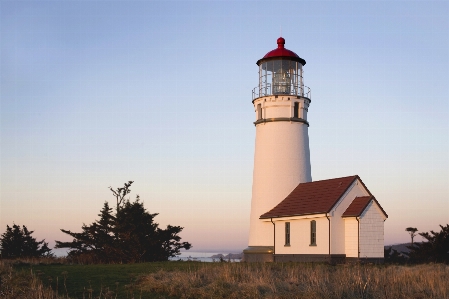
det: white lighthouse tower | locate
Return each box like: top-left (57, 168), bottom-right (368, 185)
top-left (244, 37), bottom-right (312, 262)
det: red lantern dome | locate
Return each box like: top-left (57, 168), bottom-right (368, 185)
top-left (257, 37), bottom-right (306, 66)
top-left (252, 37), bottom-right (310, 100)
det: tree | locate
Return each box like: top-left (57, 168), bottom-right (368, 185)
top-left (407, 224), bottom-right (449, 264)
top-left (55, 182), bottom-right (191, 263)
top-left (55, 202), bottom-right (119, 263)
top-left (405, 227), bottom-right (418, 244)
top-left (109, 180), bottom-right (133, 213)
top-left (384, 246), bottom-right (407, 264)
top-left (0, 224), bottom-right (53, 259)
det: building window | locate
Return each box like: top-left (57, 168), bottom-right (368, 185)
top-left (257, 104), bottom-right (262, 120)
top-left (285, 222), bottom-right (290, 246)
top-left (294, 102), bottom-right (299, 118)
top-left (310, 220), bottom-right (316, 246)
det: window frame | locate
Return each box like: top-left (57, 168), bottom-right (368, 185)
top-left (310, 220), bottom-right (317, 246)
top-left (257, 103), bottom-right (262, 120)
top-left (294, 102), bottom-right (299, 118)
top-left (285, 222), bottom-right (290, 246)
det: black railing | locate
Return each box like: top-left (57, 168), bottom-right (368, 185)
top-left (252, 73), bottom-right (311, 100)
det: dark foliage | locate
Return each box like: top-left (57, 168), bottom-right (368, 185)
top-left (384, 246), bottom-right (407, 264)
top-left (407, 224), bottom-right (449, 264)
top-left (0, 224), bottom-right (53, 259)
top-left (55, 182), bottom-right (191, 263)
top-left (109, 180), bottom-right (133, 213)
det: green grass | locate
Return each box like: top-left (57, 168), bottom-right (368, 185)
top-left (13, 261), bottom-right (204, 299)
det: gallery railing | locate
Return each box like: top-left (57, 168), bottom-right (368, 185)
top-left (252, 73), bottom-right (311, 101)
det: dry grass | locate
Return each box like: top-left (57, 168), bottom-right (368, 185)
top-left (139, 262), bottom-right (449, 299)
top-left (0, 260), bottom-right (64, 299)
top-left (2, 256), bottom-right (69, 266)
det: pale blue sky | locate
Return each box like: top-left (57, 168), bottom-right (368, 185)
top-left (1, 1), bottom-right (448, 251)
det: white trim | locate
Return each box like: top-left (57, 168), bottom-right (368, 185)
top-left (261, 213), bottom-right (327, 222)
top-left (361, 200), bottom-right (387, 221)
top-left (330, 180), bottom-right (355, 213)
top-left (330, 178), bottom-right (370, 214)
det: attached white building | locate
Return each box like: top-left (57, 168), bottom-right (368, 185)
top-left (243, 38), bottom-right (388, 263)
top-left (257, 175), bottom-right (387, 263)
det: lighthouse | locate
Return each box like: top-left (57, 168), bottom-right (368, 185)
top-left (243, 38), bottom-right (388, 264)
top-left (244, 37), bottom-right (312, 262)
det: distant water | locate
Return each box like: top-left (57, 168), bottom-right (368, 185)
top-left (170, 251), bottom-right (241, 262)
top-left (51, 249), bottom-right (240, 262)
top-left (52, 248), bottom-right (69, 257)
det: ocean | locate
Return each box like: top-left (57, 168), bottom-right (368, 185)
top-left (51, 248), bottom-right (241, 262)
top-left (170, 251), bottom-right (242, 262)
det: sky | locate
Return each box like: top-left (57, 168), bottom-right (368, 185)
top-left (1, 1), bottom-right (448, 252)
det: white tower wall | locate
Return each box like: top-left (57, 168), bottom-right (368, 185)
top-left (248, 95), bottom-right (312, 247)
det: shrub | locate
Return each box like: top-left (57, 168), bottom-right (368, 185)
top-left (0, 224), bottom-right (53, 259)
top-left (55, 181), bottom-right (191, 263)
top-left (407, 224), bottom-right (449, 264)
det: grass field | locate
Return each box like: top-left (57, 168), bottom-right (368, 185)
top-left (1, 260), bottom-right (63, 298)
top-left (12, 260), bottom-right (202, 299)
top-left (140, 262), bottom-right (449, 299)
top-left (6, 260), bottom-right (449, 299)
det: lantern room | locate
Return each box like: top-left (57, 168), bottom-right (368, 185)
top-left (253, 37), bottom-right (310, 100)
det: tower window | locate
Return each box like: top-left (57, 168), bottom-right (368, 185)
top-left (285, 222), bottom-right (290, 246)
top-left (294, 102), bottom-right (299, 118)
top-left (310, 220), bottom-right (316, 246)
top-left (257, 104), bottom-right (262, 120)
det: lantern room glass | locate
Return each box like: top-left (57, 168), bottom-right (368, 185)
top-left (258, 59), bottom-right (303, 97)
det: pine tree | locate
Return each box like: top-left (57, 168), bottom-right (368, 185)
top-left (0, 224), bottom-right (53, 259)
top-left (55, 182), bottom-right (191, 263)
top-left (407, 224), bottom-right (449, 264)
top-left (55, 202), bottom-right (119, 263)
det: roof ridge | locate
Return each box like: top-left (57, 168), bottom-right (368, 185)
top-left (306, 175), bottom-right (358, 184)
top-left (325, 176), bottom-right (359, 213)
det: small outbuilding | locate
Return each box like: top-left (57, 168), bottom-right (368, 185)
top-left (257, 175), bottom-right (387, 263)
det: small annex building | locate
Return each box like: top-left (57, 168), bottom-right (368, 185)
top-left (257, 175), bottom-right (388, 263)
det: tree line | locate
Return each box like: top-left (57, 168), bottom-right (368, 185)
top-left (0, 181), bottom-right (191, 263)
top-left (384, 224), bottom-right (449, 264)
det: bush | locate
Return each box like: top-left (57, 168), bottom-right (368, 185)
top-left (407, 224), bottom-right (449, 264)
top-left (55, 181), bottom-right (191, 263)
top-left (0, 224), bottom-right (53, 259)
top-left (384, 246), bottom-right (407, 264)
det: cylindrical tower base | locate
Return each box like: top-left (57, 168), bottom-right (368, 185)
top-left (248, 95), bottom-right (311, 248)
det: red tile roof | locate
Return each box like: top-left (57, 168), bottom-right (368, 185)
top-left (260, 175), bottom-right (363, 219)
top-left (342, 196), bottom-right (388, 218)
top-left (342, 196), bottom-right (372, 217)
